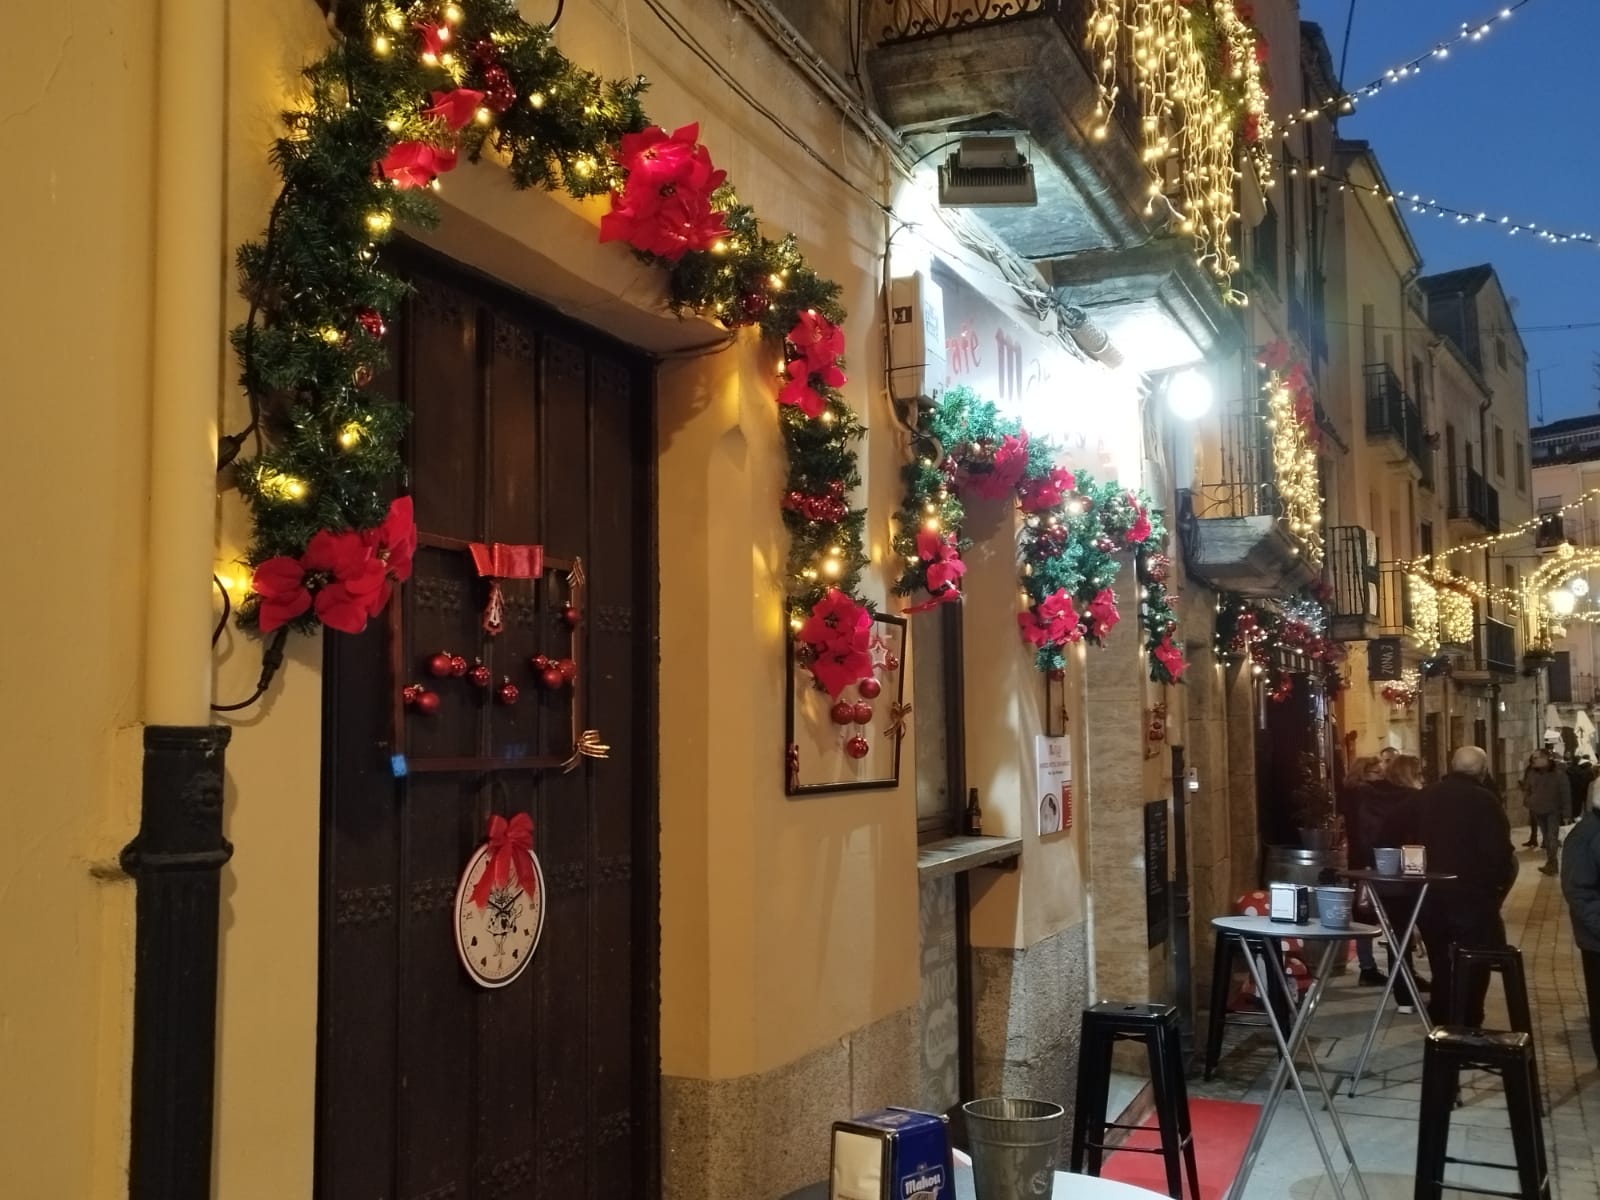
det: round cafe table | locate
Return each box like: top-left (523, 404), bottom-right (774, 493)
top-left (1212, 914), bottom-right (1380, 1200)
top-left (1337, 867), bottom-right (1458, 1097)
top-left (949, 1164), bottom-right (1170, 1198)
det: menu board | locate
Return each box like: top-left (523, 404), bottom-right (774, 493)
top-left (1144, 800), bottom-right (1170, 949)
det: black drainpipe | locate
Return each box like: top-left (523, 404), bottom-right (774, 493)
top-left (120, 724), bottom-right (232, 1200)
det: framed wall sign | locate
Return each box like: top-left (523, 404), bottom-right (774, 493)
top-left (785, 613), bottom-right (908, 796)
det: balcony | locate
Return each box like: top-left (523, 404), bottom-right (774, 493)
top-left (1326, 525), bottom-right (1379, 641)
top-left (1535, 512), bottom-right (1566, 549)
top-left (868, 0), bottom-right (1233, 370)
top-left (1364, 364), bottom-right (1428, 477)
top-left (1453, 617), bottom-right (1519, 683)
top-left (1176, 414), bottom-right (1318, 597)
top-left (1448, 466), bottom-right (1500, 534)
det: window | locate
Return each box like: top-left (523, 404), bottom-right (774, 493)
top-left (1537, 496), bottom-right (1563, 513)
top-left (1252, 200), bottom-right (1280, 292)
top-left (1412, 357), bottom-right (1426, 405)
top-left (1516, 440), bottom-right (1527, 492)
top-left (1496, 338), bottom-right (1508, 370)
top-left (914, 604), bottom-right (967, 841)
top-left (1504, 563), bottom-right (1517, 593)
top-left (1494, 426), bottom-right (1506, 479)
top-left (1419, 521), bottom-right (1434, 561)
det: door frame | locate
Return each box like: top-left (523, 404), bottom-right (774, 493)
top-left (312, 240), bottom-right (663, 1197)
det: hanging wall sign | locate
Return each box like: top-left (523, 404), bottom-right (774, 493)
top-left (1368, 637), bottom-right (1402, 682)
top-left (454, 812), bottom-right (545, 989)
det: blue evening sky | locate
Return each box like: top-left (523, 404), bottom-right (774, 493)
top-left (1298, 0), bottom-right (1600, 422)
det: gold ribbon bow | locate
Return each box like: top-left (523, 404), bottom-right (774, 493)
top-left (885, 702), bottom-right (912, 742)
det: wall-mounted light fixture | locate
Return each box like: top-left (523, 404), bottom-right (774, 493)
top-left (936, 137), bottom-right (1038, 209)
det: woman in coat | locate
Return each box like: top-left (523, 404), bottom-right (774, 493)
top-left (1524, 750), bottom-right (1569, 875)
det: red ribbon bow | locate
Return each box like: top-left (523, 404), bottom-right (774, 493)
top-left (469, 812), bottom-right (538, 909)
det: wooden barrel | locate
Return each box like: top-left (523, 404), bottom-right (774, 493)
top-left (1262, 845), bottom-right (1349, 916)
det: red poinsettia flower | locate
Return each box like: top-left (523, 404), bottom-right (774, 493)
top-left (615, 123), bottom-right (706, 190)
top-left (787, 311), bottom-right (846, 375)
top-left (301, 529), bottom-right (387, 633)
top-left (811, 640), bottom-right (874, 700)
top-left (1018, 588), bottom-right (1081, 648)
top-left (1256, 340), bottom-right (1292, 371)
top-left (967, 433), bottom-right (1029, 500)
top-left (599, 123), bottom-right (729, 261)
top-left (917, 529), bottom-right (966, 594)
top-left (1154, 635), bottom-right (1188, 680)
top-left (422, 87), bottom-right (486, 131)
top-left (378, 141), bottom-right (458, 189)
top-left (1019, 466), bottom-right (1076, 513)
top-left (1086, 588), bottom-right (1120, 640)
top-left (415, 22), bottom-right (450, 60)
top-left (252, 556), bottom-right (311, 632)
top-left (778, 360), bottom-right (828, 419)
top-left (360, 496), bottom-right (418, 617)
top-left (798, 588), bottom-right (870, 653)
top-left (1126, 497), bottom-right (1152, 544)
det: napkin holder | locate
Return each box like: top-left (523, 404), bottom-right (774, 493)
top-left (1268, 882), bottom-right (1310, 924)
top-left (830, 1107), bottom-right (953, 1200)
top-left (1401, 845), bottom-right (1427, 876)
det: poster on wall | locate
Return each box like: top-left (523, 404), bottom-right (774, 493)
top-left (1034, 735), bottom-right (1072, 837)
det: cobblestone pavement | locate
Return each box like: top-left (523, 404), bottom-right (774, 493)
top-left (1198, 830), bottom-right (1600, 1198)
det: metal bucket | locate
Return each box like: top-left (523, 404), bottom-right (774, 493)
top-left (962, 1097), bottom-right (1064, 1199)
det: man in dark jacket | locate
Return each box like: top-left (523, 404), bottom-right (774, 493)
top-left (1409, 746), bottom-right (1518, 1026)
top-left (1525, 751), bottom-right (1568, 874)
top-left (1562, 783), bottom-right (1600, 1060)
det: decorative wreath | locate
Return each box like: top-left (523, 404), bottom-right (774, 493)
top-left (891, 387), bottom-right (1186, 685)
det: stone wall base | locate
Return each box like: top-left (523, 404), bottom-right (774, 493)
top-left (661, 1008), bottom-right (918, 1200)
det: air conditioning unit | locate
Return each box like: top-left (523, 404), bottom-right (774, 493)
top-left (937, 137), bottom-right (1038, 208)
top-left (888, 272), bottom-right (946, 404)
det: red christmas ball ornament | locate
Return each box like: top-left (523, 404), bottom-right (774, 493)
top-left (529, 654), bottom-right (551, 672)
top-left (428, 651), bottom-right (455, 678)
top-left (496, 678), bottom-right (520, 706)
top-left (540, 666), bottom-right (565, 690)
top-left (858, 676), bottom-right (882, 700)
top-left (402, 683), bottom-right (423, 706)
top-left (845, 735), bottom-right (870, 760)
top-left (883, 654), bottom-right (900, 672)
top-left (556, 657), bottom-right (578, 682)
top-left (830, 701), bottom-right (855, 726)
top-left (740, 291), bottom-right (770, 320)
top-left (468, 661), bottom-right (492, 688)
top-left (449, 654), bottom-right (468, 677)
top-left (827, 480), bottom-right (846, 500)
top-left (482, 65), bottom-right (516, 112)
top-left (357, 309), bottom-right (386, 340)
top-left (414, 689), bottom-right (441, 715)
top-left (852, 702), bottom-right (873, 725)
top-left (561, 604), bottom-right (582, 629)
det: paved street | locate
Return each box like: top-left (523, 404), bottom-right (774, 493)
top-left (1201, 830), bottom-right (1600, 1198)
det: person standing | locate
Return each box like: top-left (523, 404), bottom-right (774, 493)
top-left (1409, 746), bottom-right (1517, 1026)
top-left (1561, 780), bottom-right (1600, 1061)
top-left (1569, 756), bottom-right (1596, 825)
top-left (1521, 752), bottom-right (1543, 849)
top-left (1342, 756), bottom-right (1388, 986)
top-left (1524, 751), bottom-right (1568, 875)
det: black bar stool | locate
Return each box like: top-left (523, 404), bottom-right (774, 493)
top-left (1204, 932), bottom-right (1294, 1080)
top-left (1415, 1027), bottom-right (1549, 1199)
top-left (1449, 945), bottom-right (1541, 1111)
top-left (1071, 1001), bottom-right (1201, 1200)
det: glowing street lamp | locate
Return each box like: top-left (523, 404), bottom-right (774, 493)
top-left (1166, 368), bottom-right (1214, 420)
top-left (1548, 586), bottom-right (1578, 617)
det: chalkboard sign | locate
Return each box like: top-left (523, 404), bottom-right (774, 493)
top-left (1144, 800), bottom-right (1169, 949)
top-left (1368, 637), bottom-right (1402, 682)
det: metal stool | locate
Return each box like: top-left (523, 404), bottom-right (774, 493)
top-left (1449, 944), bottom-right (1541, 1112)
top-left (1071, 1001), bottom-right (1200, 1200)
top-left (1415, 1028), bottom-right (1549, 1199)
top-left (1203, 931), bottom-right (1295, 1080)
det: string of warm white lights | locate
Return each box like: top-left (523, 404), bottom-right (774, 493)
top-left (1405, 486), bottom-right (1600, 570)
top-left (1279, 1), bottom-right (1534, 134)
top-left (1086, 0), bottom-right (1274, 288)
top-left (1301, 166), bottom-right (1599, 249)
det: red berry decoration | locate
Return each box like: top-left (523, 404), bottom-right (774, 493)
top-left (468, 661), bottom-right (492, 688)
top-left (858, 676), bottom-right (882, 700)
top-left (830, 700), bottom-right (855, 726)
top-left (428, 651), bottom-right (455, 678)
top-left (541, 666), bottom-right (565, 691)
top-left (845, 736), bottom-right (870, 760)
top-left (470, 37), bottom-right (499, 66)
top-left (356, 308), bottom-right (386, 339)
top-left (529, 654), bottom-right (551, 672)
top-left (883, 654), bottom-right (900, 672)
top-left (852, 702), bottom-right (873, 725)
top-left (1048, 667), bottom-right (1066, 682)
top-left (496, 679), bottom-right (520, 706)
top-left (561, 604), bottom-right (582, 629)
top-left (449, 654), bottom-right (468, 677)
top-left (402, 684), bottom-right (423, 705)
top-left (740, 291), bottom-right (769, 320)
top-left (482, 65), bottom-right (516, 112)
top-left (827, 480), bottom-right (846, 500)
top-left (556, 657), bottom-right (578, 682)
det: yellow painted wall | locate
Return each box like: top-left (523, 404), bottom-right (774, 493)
top-left (0, 0), bottom-right (157, 1193)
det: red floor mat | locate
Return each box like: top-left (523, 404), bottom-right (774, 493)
top-left (1098, 1097), bottom-right (1261, 1200)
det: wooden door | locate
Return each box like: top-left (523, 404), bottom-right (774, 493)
top-left (317, 249), bottom-right (658, 1200)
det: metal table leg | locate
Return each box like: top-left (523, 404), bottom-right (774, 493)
top-left (1226, 939), bottom-right (1370, 1200)
top-left (1344, 883), bottom-right (1432, 1097)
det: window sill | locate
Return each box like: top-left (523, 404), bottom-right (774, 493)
top-left (917, 835), bottom-right (1022, 881)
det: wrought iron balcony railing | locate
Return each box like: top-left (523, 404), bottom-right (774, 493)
top-left (1186, 413), bottom-right (1278, 521)
top-left (1449, 466), bottom-right (1500, 532)
top-left (877, 0), bottom-right (1081, 46)
top-left (1363, 363), bottom-right (1427, 472)
top-left (1481, 617), bottom-right (1517, 674)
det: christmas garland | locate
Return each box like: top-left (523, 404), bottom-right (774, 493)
top-left (891, 386), bottom-right (1186, 685)
top-left (1256, 340), bottom-right (1324, 566)
top-left (233, 0), bottom-right (869, 692)
top-left (1215, 585), bottom-right (1346, 702)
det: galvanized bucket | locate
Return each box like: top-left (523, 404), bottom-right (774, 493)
top-left (961, 1097), bottom-right (1064, 1199)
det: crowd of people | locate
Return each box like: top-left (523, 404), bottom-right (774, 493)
top-left (1338, 742), bottom-right (1600, 1059)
